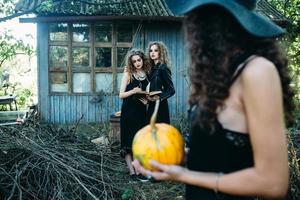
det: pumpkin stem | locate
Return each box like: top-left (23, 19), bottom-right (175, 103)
top-left (150, 99), bottom-right (160, 130)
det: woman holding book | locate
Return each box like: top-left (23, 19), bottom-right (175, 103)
top-left (133, 0), bottom-right (293, 199)
top-left (119, 49), bottom-right (151, 181)
top-left (146, 41), bottom-right (175, 123)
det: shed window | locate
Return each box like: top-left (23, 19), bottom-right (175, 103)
top-left (95, 24), bottom-right (112, 42)
top-left (49, 46), bottom-right (68, 68)
top-left (49, 23), bottom-right (68, 41)
top-left (73, 23), bottom-right (89, 42)
top-left (50, 72), bottom-right (68, 92)
top-left (72, 47), bottom-right (90, 67)
top-left (95, 73), bottom-right (113, 93)
top-left (73, 73), bottom-right (91, 93)
top-left (117, 24), bottom-right (133, 42)
top-left (95, 48), bottom-right (111, 68)
top-left (117, 47), bottom-right (130, 68)
top-left (48, 22), bottom-right (134, 94)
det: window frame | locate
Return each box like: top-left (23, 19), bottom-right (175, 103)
top-left (48, 21), bottom-right (135, 95)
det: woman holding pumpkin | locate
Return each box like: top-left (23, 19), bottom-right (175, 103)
top-left (133, 0), bottom-right (294, 199)
top-left (119, 49), bottom-right (151, 181)
top-left (145, 41), bottom-right (175, 124)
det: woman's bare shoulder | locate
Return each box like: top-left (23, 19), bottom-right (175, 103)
top-left (121, 72), bottom-right (131, 85)
top-left (240, 56), bottom-right (279, 85)
top-left (122, 72), bottom-right (130, 79)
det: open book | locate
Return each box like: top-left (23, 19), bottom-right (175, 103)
top-left (134, 90), bottom-right (162, 98)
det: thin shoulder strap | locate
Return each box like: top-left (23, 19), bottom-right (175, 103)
top-left (230, 55), bottom-right (257, 84)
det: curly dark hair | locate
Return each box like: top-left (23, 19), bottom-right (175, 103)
top-left (185, 6), bottom-right (294, 130)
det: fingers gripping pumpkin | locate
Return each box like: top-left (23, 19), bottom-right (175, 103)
top-left (132, 100), bottom-right (185, 171)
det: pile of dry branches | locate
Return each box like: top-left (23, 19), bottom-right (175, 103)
top-left (0, 116), bottom-right (184, 200)
top-left (1, 114), bottom-right (297, 200)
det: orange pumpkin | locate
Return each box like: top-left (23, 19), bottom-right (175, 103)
top-left (132, 100), bottom-right (185, 171)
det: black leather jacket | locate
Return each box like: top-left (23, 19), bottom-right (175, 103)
top-left (149, 63), bottom-right (175, 101)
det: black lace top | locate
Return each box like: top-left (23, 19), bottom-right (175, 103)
top-left (186, 54), bottom-right (257, 200)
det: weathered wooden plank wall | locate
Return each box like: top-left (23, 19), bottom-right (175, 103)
top-left (37, 21), bottom-right (190, 124)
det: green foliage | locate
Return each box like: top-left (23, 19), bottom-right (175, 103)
top-left (267, 1), bottom-right (300, 91)
top-left (16, 88), bottom-right (33, 107)
top-left (0, 30), bottom-right (34, 68)
top-left (268, 0), bottom-right (300, 130)
top-left (36, 0), bottom-right (54, 13)
top-left (0, 82), bottom-right (34, 111)
top-left (286, 130), bottom-right (300, 200)
top-left (0, 0), bottom-right (17, 16)
top-left (0, 0), bottom-right (34, 67)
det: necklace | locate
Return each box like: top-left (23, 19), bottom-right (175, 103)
top-left (134, 71), bottom-right (146, 80)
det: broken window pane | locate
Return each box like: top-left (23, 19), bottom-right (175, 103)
top-left (50, 72), bottom-right (68, 92)
top-left (49, 46), bottom-right (68, 68)
top-left (72, 47), bottom-right (90, 67)
top-left (117, 24), bottom-right (133, 42)
top-left (95, 73), bottom-right (113, 93)
top-left (73, 73), bottom-right (91, 93)
top-left (95, 23), bottom-right (112, 42)
top-left (73, 23), bottom-right (89, 42)
top-left (95, 48), bottom-right (111, 68)
top-left (49, 23), bottom-right (68, 41)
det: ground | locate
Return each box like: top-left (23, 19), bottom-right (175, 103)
top-left (0, 117), bottom-right (298, 199)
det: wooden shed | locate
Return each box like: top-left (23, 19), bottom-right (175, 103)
top-left (16, 0), bottom-right (288, 124)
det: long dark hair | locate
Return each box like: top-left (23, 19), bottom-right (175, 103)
top-left (185, 6), bottom-right (294, 130)
top-left (126, 49), bottom-right (151, 82)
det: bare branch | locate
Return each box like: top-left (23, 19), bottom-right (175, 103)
top-left (0, 10), bottom-right (33, 23)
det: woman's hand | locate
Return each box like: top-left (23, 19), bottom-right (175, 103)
top-left (132, 87), bottom-right (142, 94)
top-left (132, 159), bottom-right (186, 182)
top-left (147, 95), bottom-right (160, 101)
top-left (139, 97), bottom-right (148, 105)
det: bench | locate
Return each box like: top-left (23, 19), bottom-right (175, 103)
top-left (0, 95), bottom-right (18, 111)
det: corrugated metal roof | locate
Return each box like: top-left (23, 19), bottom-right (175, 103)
top-left (15, 0), bottom-right (288, 23)
top-left (257, 0), bottom-right (288, 23)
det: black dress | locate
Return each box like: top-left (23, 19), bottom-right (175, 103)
top-left (120, 76), bottom-right (148, 156)
top-left (147, 63), bottom-right (175, 123)
top-left (186, 54), bottom-right (257, 200)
